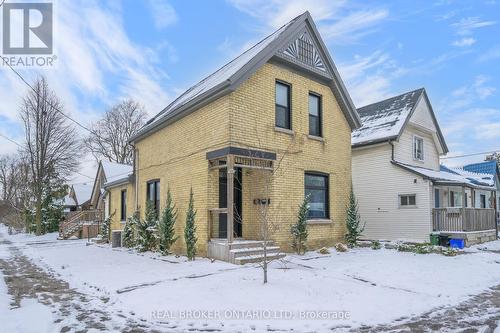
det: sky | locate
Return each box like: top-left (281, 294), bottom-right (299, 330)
top-left (0, 0), bottom-right (499, 184)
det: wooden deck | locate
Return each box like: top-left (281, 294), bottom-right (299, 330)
top-left (432, 208), bottom-right (496, 232)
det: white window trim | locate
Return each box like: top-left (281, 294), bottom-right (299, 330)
top-left (413, 135), bottom-right (424, 162)
top-left (398, 194), bottom-right (417, 208)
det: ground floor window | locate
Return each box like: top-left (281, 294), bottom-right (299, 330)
top-left (399, 194), bottom-right (416, 207)
top-left (146, 180), bottom-right (160, 215)
top-left (304, 172), bottom-right (329, 219)
top-left (120, 190), bottom-right (127, 221)
top-left (450, 191), bottom-right (462, 207)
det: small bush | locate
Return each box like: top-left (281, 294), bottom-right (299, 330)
top-left (371, 240), bottom-right (381, 250)
top-left (291, 195), bottom-right (309, 255)
top-left (335, 243), bottom-right (348, 252)
top-left (397, 243), bottom-right (415, 252)
top-left (184, 189), bottom-right (197, 261)
top-left (414, 243), bottom-right (432, 254)
top-left (442, 248), bottom-right (459, 257)
top-left (123, 212), bottom-right (139, 248)
top-left (137, 201), bottom-right (159, 252)
top-left (318, 247), bottom-right (330, 254)
top-left (345, 190), bottom-right (365, 248)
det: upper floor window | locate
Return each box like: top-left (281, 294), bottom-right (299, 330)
top-left (305, 172), bottom-right (329, 219)
top-left (308, 93), bottom-right (322, 137)
top-left (413, 136), bottom-right (424, 161)
top-left (146, 180), bottom-right (160, 216)
top-left (120, 189), bottom-right (127, 221)
top-left (275, 81), bottom-right (291, 130)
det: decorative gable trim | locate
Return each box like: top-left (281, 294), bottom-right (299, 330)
top-left (275, 28), bottom-right (332, 78)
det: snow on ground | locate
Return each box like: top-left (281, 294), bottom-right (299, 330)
top-left (0, 231), bottom-right (60, 333)
top-left (1, 225), bottom-right (500, 332)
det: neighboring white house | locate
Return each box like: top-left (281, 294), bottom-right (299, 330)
top-left (352, 88), bottom-right (497, 245)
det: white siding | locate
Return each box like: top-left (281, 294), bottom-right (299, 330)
top-left (352, 143), bottom-right (432, 242)
top-left (409, 97), bottom-right (436, 131)
top-left (393, 127), bottom-right (440, 170)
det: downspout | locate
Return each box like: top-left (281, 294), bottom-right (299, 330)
top-left (389, 140), bottom-right (395, 161)
top-left (134, 147), bottom-right (139, 212)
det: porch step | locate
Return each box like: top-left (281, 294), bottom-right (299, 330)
top-left (228, 240), bottom-right (275, 250)
top-left (230, 246), bottom-right (280, 258)
top-left (234, 252), bottom-right (286, 265)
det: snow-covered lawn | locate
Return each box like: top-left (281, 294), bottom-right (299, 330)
top-left (2, 225), bottom-right (500, 332)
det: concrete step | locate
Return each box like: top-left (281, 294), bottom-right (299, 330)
top-left (228, 240), bottom-right (274, 250)
top-left (230, 246), bottom-right (280, 258)
top-left (234, 252), bottom-right (286, 265)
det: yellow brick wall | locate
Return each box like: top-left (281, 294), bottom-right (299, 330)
top-left (108, 183), bottom-right (134, 231)
top-left (228, 63), bottom-right (352, 251)
top-left (130, 61), bottom-right (353, 255)
top-left (134, 95), bottom-right (231, 256)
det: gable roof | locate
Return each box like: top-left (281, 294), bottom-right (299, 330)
top-left (72, 183), bottom-right (93, 205)
top-left (462, 160), bottom-right (499, 178)
top-left (131, 11), bottom-right (361, 143)
top-left (90, 161), bottom-right (133, 205)
top-left (352, 88), bottom-right (448, 153)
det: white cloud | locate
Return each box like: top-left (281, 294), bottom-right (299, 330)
top-left (452, 37), bottom-right (476, 47)
top-left (451, 17), bottom-right (496, 35)
top-left (439, 75), bottom-right (496, 112)
top-left (319, 9), bottom-right (389, 43)
top-left (476, 122), bottom-right (500, 139)
top-left (226, 0), bottom-right (388, 44)
top-left (146, 0), bottom-right (178, 29)
top-left (478, 44), bottom-right (500, 62)
top-left (227, 0), bottom-right (346, 29)
top-left (337, 50), bottom-right (407, 106)
top-left (0, 0), bottom-right (174, 169)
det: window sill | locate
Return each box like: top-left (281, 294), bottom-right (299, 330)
top-left (308, 134), bottom-right (324, 142)
top-left (120, 220), bottom-right (126, 224)
top-left (307, 219), bottom-right (332, 225)
top-left (398, 206), bottom-right (418, 209)
top-left (274, 127), bottom-right (294, 135)
top-left (413, 158), bottom-right (425, 163)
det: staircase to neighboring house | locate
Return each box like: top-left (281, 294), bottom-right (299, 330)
top-left (59, 210), bottom-right (103, 240)
top-left (209, 239), bottom-right (285, 264)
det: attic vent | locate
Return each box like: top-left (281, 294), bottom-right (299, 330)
top-left (298, 38), bottom-right (314, 66)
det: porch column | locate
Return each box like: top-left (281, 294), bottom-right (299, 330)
top-left (226, 155), bottom-right (235, 244)
top-left (462, 186), bottom-right (466, 231)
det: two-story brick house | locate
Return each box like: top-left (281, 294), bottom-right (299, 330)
top-left (104, 12), bottom-right (362, 263)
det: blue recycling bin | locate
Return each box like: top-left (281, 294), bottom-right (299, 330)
top-left (449, 239), bottom-right (464, 249)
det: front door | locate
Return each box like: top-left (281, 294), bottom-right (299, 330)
top-left (218, 167), bottom-right (243, 238)
top-left (434, 189), bottom-right (440, 208)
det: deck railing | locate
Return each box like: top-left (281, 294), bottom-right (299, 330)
top-left (432, 208), bottom-right (496, 232)
top-left (207, 208), bottom-right (228, 241)
top-left (59, 209), bottom-right (103, 239)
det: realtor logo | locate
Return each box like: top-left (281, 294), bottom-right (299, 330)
top-left (2, 2), bottom-right (53, 55)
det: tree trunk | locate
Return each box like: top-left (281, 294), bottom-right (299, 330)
top-left (35, 194), bottom-right (42, 235)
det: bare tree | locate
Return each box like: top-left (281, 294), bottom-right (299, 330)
top-left (486, 152), bottom-right (500, 163)
top-left (0, 154), bottom-right (19, 204)
top-left (21, 76), bottom-right (80, 235)
top-left (84, 99), bottom-right (147, 164)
